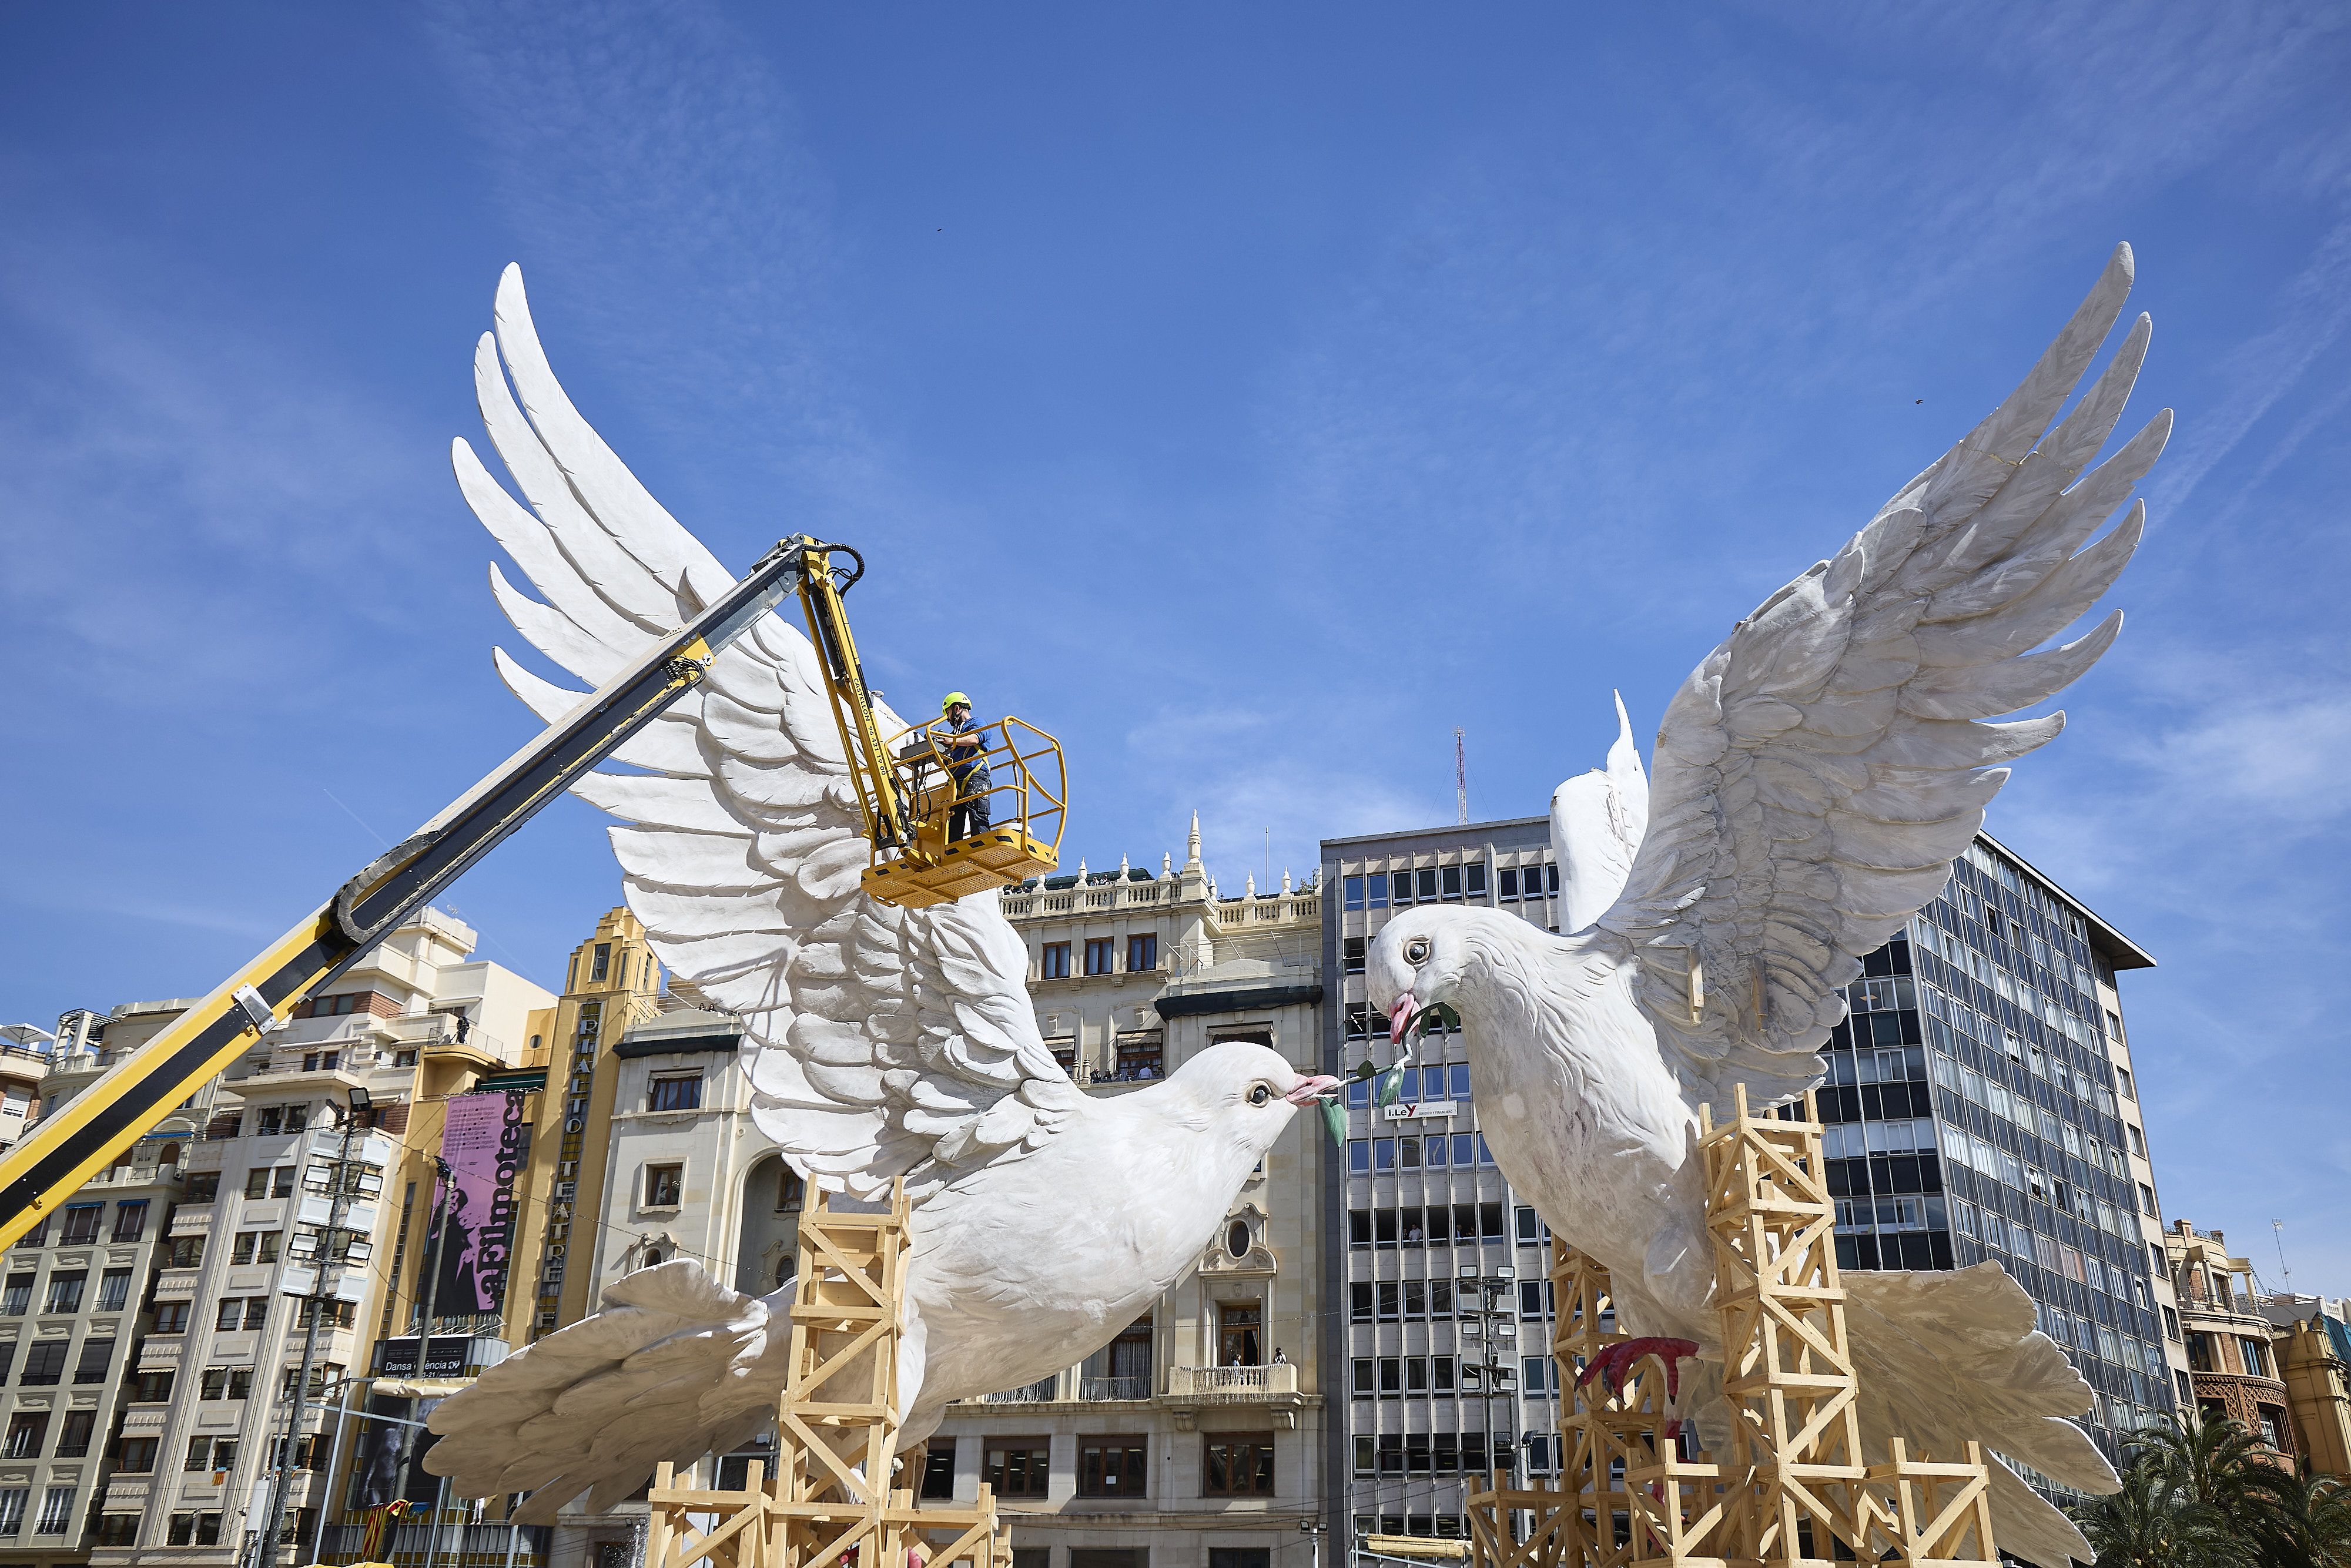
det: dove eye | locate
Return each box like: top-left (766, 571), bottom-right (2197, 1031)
top-left (1405, 939), bottom-right (1431, 964)
top-left (1248, 1084), bottom-right (1272, 1106)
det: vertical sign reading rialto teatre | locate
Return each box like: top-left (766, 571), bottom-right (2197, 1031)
top-left (436, 1091), bottom-right (528, 1314)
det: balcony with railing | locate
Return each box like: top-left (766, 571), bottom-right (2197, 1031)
top-left (1164, 1363), bottom-right (1301, 1401)
top-left (979, 1375), bottom-right (1061, 1404)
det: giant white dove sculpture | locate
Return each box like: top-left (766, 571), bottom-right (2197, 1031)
top-left (421, 266), bottom-right (1337, 1520)
top-left (1368, 245), bottom-right (2163, 1568)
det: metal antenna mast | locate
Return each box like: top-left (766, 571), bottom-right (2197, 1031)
top-left (1455, 728), bottom-right (1468, 825)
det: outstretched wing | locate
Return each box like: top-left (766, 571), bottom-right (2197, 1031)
top-left (460, 264), bottom-right (1081, 1195)
top-left (1596, 244), bottom-right (2166, 1114)
top-left (424, 1261), bottom-right (786, 1519)
top-left (1550, 691), bottom-right (1649, 933)
top-left (1844, 1266), bottom-right (2117, 1568)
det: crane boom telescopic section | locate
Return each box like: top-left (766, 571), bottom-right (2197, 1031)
top-left (0, 537), bottom-right (826, 1252)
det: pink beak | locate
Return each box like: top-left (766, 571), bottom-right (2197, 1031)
top-left (1285, 1074), bottom-right (1344, 1105)
top-left (1388, 991), bottom-right (1418, 1046)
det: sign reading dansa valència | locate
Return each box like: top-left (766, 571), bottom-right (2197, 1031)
top-left (436, 1091), bottom-right (528, 1314)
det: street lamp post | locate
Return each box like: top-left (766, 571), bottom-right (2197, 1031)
top-left (253, 1087), bottom-right (371, 1568)
top-left (1458, 1264), bottom-right (1522, 1539)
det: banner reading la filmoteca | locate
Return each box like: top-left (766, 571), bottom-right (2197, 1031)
top-left (434, 1091), bottom-right (528, 1315)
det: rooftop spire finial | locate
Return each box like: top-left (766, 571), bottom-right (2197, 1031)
top-left (1187, 811), bottom-right (1203, 866)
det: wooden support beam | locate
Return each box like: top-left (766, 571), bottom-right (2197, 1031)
top-left (644, 1185), bottom-right (1008, 1568)
top-left (1470, 1087), bottom-right (2004, 1568)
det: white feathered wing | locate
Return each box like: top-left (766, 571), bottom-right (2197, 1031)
top-left (1574, 245), bottom-right (2168, 1561)
top-left (461, 262), bottom-right (1080, 1199)
top-left (425, 265), bottom-right (1086, 1515)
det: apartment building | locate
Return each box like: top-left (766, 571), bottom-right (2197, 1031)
top-left (79, 909), bottom-right (555, 1568)
top-left (0, 1000), bottom-right (209, 1568)
top-left (2263, 1290), bottom-right (2351, 1479)
top-left (1319, 817), bottom-right (1567, 1552)
top-left (2162, 1222), bottom-right (2299, 1460)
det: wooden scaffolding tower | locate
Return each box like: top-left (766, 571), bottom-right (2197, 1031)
top-left (645, 1185), bottom-right (1009, 1568)
top-left (1468, 1087), bottom-right (1999, 1567)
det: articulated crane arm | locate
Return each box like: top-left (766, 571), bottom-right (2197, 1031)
top-left (0, 538), bottom-right (829, 1251)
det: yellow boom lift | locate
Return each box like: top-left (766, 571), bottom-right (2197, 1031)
top-left (0, 538), bottom-right (1063, 1252)
top-left (792, 537), bottom-right (1063, 907)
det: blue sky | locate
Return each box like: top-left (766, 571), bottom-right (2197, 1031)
top-left (2, 5), bottom-right (2346, 1286)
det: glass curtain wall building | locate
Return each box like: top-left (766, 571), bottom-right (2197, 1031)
top-left (1326, 817), bottom-right (2182, 1547)
top-left (1319, 819), bottom-right (1564, 1552)
top-left (1846, 834), bottom-right (2182, 1465)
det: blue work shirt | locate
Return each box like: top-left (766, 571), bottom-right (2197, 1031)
top-left (937, 715), bottom-right (994, 790)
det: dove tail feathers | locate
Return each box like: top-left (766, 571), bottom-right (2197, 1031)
top-left (1843, 1264), bottom-right (2116, 1567)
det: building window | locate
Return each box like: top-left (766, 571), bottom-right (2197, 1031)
top-left (644, 1164), bottom-right (685, 1207)
top-left (1084, 938), bottom-right (1116, 976)
top-left (131, 1370), bottom-right (174, 1402)
top-left (115, 1438), bottom-right (158, 1474)
top-left (166, 1512), bottom-right (223, 1546)
top-left (229, 1231), bottom-right (281, 1265)
top-left (1040, 943), bottom-right (1071, 980)
top-left (60, 1204), bottom-right (102, 1244)
top-left (2240, 1337), bottom-right (2270, 1378)
top-left (919, 1440), bottom-right (956, 1500)
top-left (73, 1337), bottom-right (114, 1383)
top-left (168, 1235), bottom-right (204, 1268)
top-left (19, 1342), bottom-right (65, 1386)
top-left (1116, 1036), bottom-right (1162, 1080)
top-left (2257, 1405), bottom-right (2289, 1450)
top-left (4, 1413), bottom-right (47, 1459)
top-left (2139, 1184), bottom-right (2157, 1217)
top-left (1203, 1433), bottom-right (1275, 1497)
top-left (0, 1275), bottom-right (25, 1316)
top-left (1218, 1301), bottom-right (1262, 1366)
top-left (0, 1490), bottom-right (23, 1536)
top-left (53, 1410), bottom-right (93, 1458)
top-left (95, 1516), bottom-right (138, 1547)
top-left (96, 1268), bottom-right (130, 1312)
top-left (1078, 1436), bottom-right (1147, 1497)
top-left (110, 1201), bottom-right (149, 1242)
top-left (775, 1168), bottom-right (804, 1214)
top-left (592, 943), bottom-right (612, 982)
top-left (42, 1271), bottom-right (83, 1314)
top-left (32, 1487), bottom-right (71, 1536)
top-left (983, 1439), bottom-right (1050, 1499)
top-left (648, 1075), bottom-right (703, 1112)
top-left (1128, 934), bottom-right (1158, 973)
top-left (1344, 937), bottom-right (1366, 975)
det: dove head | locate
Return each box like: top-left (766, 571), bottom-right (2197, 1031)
top-left (1163, 1041), bottom-right (1341, 1161)
top-left (1367, 907), bottom-right (1487, 1045)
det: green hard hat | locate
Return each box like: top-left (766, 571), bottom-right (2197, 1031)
top-left (942, 692), bottom-right (970, 712)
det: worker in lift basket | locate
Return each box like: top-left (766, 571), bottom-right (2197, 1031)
top-left (935, 692), bottom-right (994, 840)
